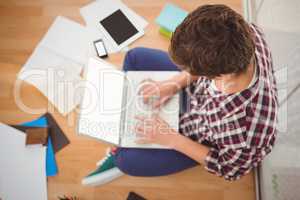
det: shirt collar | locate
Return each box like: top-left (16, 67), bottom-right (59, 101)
top-left (204, 55), bottom-right (262, 117)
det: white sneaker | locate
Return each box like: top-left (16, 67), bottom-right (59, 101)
top-left (82, 148), bottom-right (123, 186)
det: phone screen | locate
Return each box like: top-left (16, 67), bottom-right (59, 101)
top-left (94, 40), bottom-right (108, 58)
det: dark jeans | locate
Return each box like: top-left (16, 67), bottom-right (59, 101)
top-left (114, 47), bottom-right (198, 176)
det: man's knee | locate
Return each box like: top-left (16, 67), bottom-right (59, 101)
top-left (123, 47), bottom-right (147, 71)
top-left (114, 149), bottom-right (140, 176)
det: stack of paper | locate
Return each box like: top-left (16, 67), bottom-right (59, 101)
top-left (0, 123), bottom-right (47, 200)
top-left (80, 0), bottom-right (148, 54)
top-left (155, 3), bottom-right (188, 39)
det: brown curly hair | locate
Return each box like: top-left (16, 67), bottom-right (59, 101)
top-left (169, 4), bottom-right (255, 78)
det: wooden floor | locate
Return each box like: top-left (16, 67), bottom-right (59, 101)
top-left (0, 0), bottom-right (256, 200)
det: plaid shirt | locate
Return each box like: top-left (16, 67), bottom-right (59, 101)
top-left (179, 24), bottom-right (278, 181)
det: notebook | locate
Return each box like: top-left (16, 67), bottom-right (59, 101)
top-left (155, 3), bottom-right (188, 33)
top-left (77, 57), bottom-right (179, 148)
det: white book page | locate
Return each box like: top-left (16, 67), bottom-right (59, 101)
top-left (78, 57), bottom-right (124, 145)
top-left (39, 16), bottom-right (89, 66)
top-left (18, 45), bottom-right (83, 115)
top-left (121, 71), bottom-right (179, 148)
top-left (17, 16), bottom-right (88, 115)
top-left (0, 124), bottom-right (47, 200)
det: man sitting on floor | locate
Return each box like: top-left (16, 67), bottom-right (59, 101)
top-left (85, 4), bottom-right (278, 184)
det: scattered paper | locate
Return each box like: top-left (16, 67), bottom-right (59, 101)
top-left (39, 16), bottom-right (89, 66)
top-left (18, 2), bottom-right (148, 115)
top-left (0, 123), bottom-right (47, 200)
top-left (18, 16), bottom-right (87, 115)
top-left (19, 46), bottom-right (83, 115)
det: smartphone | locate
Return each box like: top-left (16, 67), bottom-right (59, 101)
top-left (126, 192), bottom-right (147, 200)
top-left (93, 39), bottom-right (108, 58)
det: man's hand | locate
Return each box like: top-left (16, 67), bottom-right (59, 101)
top-left (134, 115), bottom-right (210, 165)
top-left (138, 79), bottom-right (180, 108)
top-left (134, 115), bottom-right (178, 147)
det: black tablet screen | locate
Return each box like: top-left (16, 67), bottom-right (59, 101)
top-left (100, 9), bottom-right (138, 45)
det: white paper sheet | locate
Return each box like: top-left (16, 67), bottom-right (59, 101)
top-left (18, 45), bottom-right (84, 115)
top-left (78, 57), bottom-right (125, 145)
top-left (80, 0), bottom-right (148, 54)
top-left (18, 16), bottom-right (87, 115)
top-left (39, 16), bottom-right (89, 66)
top-left (0, 123), bottom-right (47, 200)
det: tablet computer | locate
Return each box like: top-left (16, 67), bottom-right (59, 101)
top-left (99, 9), bottom-right (144, 51)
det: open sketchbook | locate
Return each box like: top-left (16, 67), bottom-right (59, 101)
top-left (77, 57), bottom-right (179, 148)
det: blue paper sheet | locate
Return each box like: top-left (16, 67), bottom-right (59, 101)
top-left (45, 137), bottom-right (57, 176)
top-left (155, 3), bottom-right (188, 32)
top-left (22, 116), bottom-right (48, 127)
top-left (21, 116), bottom-right (58, 177)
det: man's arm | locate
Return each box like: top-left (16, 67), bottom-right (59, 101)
top-left (170, 132), bottom-right (209, 164)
